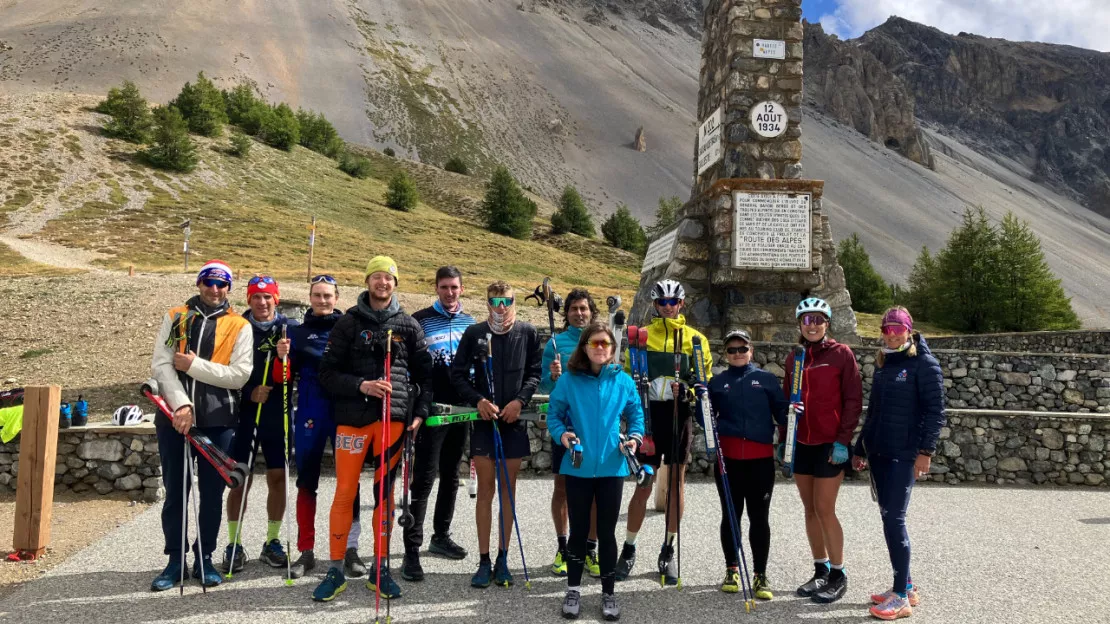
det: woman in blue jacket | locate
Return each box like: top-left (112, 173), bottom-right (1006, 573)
top-left (851, 307), bottom-right (945, 621)
top-left (706, 330), bottom-right (788, 598)
top-left (548, 321), bottom-right (644, 622)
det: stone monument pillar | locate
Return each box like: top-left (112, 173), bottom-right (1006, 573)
top-left (631, 0), bottom-right (857, 343)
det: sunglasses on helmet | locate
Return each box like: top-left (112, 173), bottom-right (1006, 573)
top-left (248, 275), bottom-right (276, 286)
top-left (311, 274), bottom-right (337, 285)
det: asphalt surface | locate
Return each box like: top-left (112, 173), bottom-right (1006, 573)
top-left (1, 475), bottom-right (1107, 624)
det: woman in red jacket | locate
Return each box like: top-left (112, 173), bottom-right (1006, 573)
top-left (781, 297), bottom-right (862, 605)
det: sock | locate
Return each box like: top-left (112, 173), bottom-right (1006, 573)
top-left (227, 520), bottom-right (241, 545)
top-left (480, 553), bottom-right (491, 564)
top-left (829, 563), bottom-right (845, 580)
top-left (348, 520), bottom-right (361, 550)
top-left (567, 585), bottom-right (581, 593)
top-left (267, 520), bottom-right (281, 542)
top-left (814, 557), bottom-right (830, 566)
top-left (665, 532), bottom-right (677, 546)
top-left (557, 535), bottom-right (568, 551)
top-left (895, 590), bottom-right (908, 599)
top-left (587, 539), bottom-right (598, 553)
top-left (625, 531), bottom-right (638, 546)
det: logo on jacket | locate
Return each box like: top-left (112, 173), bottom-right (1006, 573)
top-left (360, 330), bottom-right (374, 344)
top-left (335, 434), bottom-right (367, 452)
top-left (305, 419), bottom-right (314, 430)
top-left (750, 380), bottom-right (761, 388)
top-left (307, 333), bottom-right (319, 340)
top-left (896, 369), bottom-right (908, 382)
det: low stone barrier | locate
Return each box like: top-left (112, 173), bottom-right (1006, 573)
top-left (928, 330), bottom-right (1110, 355)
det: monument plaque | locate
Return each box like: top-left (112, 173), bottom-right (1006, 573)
top-left (697, 107), bottom-right (723, 176)
top-left (641, 226), bottom-right (680, 274)
top-left (750, 101), bottom-right (788, 139)
top-left (732, 190), bottom-right (811, 270)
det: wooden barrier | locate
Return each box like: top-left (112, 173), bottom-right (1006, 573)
top-left (12, 385), bottom-right (61, 559)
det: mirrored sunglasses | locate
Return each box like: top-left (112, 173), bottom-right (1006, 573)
top-left (311, 274), bottom-right (337, 285)
top-left (488, 296), bottom-right (514, 307)
top-left (881, 324), bottom-right (910, 335)
top-left (200, 278), bottom-right (230, 289)
top-left (248, 275), bottom-right (276, 286)
top-left (801, 314), bottom-right (828, 326)
top-left (656, 298), bottom-right (681, 307)
top-left (588, 339), bottom-right (613, 349)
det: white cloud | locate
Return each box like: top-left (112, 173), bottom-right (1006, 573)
top-left (819, 0), bottom-right (1110, 52)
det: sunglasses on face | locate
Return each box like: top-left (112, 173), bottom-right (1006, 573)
top-left (201, 278), bottom-right (230, 289)
top-left (656, 298), bottom-right (681, 307)
top-left (248, 275), bottom-right (276, 286)
top-left (311, 274), bottom-right (337, 285)
top-left (881, 325), bottom-right (910, 335)
top-left (801, 314), bottom-right (828, 327)
top-left (726, 346), bottom-right (750, 355)
top-left (588, 339), bottom-right (613, 350)
top-left (488, 296), bottom-right (514, 307)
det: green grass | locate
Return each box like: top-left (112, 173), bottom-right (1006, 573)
top-left (0, 241), bottom-right (84, 278)
top-left (19, 347), bottom-right (55, 360)
top-left (855, 312), bottom-right (959, 340)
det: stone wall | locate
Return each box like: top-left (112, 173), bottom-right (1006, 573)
top-left (0, 423), bottom-right (163, 502)
top-left (928, 330), bottom-right (1110, 355)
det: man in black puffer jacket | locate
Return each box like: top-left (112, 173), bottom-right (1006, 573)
top-left (312, 256), bottom-right (433, 603)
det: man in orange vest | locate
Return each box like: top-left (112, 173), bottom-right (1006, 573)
top-left (150, 259), bottom-right (254, 591)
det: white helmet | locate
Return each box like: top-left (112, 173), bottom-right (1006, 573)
top-left (650, 279), bottom-right (685, 301)
top-left (796, 297), bottom-right (832, 320)
top-left (112, 405), bottom-right (145, 426)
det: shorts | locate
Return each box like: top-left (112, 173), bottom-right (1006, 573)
top-left (232, 414), bottom-right (291, 469)
top-left (471, 420), bottom-right (530, 460)
top-left (552, 442), bottom-right (566, 475)
top-left (636, 400), bottom-right (693, 468)
top-left (791, 442), bottom-right (846, 479)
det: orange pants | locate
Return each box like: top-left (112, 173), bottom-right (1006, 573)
top-left (329, 421), bottom-right (404, 562)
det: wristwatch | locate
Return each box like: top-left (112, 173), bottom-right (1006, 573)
top-left (918, 449), bottom-right (935, 457)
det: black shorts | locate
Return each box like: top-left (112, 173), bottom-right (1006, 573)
top-left (232, 415), bottom-right (291, 469)
top-left (791, 442), bottom-right (846, 479)
top-left (636, 400), bottom-right (693, 468)
top-left (552, 442), bottom-right (567, 475)
top-left (471, 420), bottom-right (531, 460)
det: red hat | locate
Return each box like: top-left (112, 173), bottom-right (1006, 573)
top-left (247, 275), bottom-right (280, 303)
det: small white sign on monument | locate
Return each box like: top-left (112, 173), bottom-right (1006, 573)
top-left (697, 107), bottom-right (723, 176)
top-left (753, 39), bottom-right (786, 59)
top-left (732, 191), bottom-right (812, 270)
top-left (750, 101), bottom-right (788, 139)
top-left (641, 227), bottom-right (680, 274)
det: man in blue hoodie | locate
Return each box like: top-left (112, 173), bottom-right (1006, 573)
top-left (540, 289), bottom-right (600, 578)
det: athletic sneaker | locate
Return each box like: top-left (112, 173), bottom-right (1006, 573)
top-left (312, 567), bottom-right (348, 602)
top-left (753, 573), bottom-right (773, 600)
top-left (260, 539), bottom-right (288, 568)
top-left (401, 552), bottom-right (424, 582)
top-left (221, 543), bottom-right (246, 573)
top-left (192, 555), bottom-right (222, 587)
top-left (720, 568), bottom-right (740, 593)
top-left (601, 593), bottom-right (621, 621)
top-left (869, 592), bottom-right (912, 620)
top-left (343, 547), bottom-right (367, 578)
top-left (657, 544), bottom-right (678, 586)
top-left (551, 549), bottom-right (568, 576)
top-left (614, 543), bottom-right (636, 581)
top-left (872, 586), bottom-right (920, 607)
top-left (471, 559), bottom-right (493, 588)
top-left (797, 562), bottom-right (830, 597)
top-left (429, 534), bottom-right (468, 560)
top-left (366, 561), bottom-right (402, 599)
top-left (561, 589), bottom-right (581, 619)
top-left (150, 558), bottom-right (184, 592)
top-left (290, 550), bottom-right (315, 579)
top-left (493, 551), bottom-right (514, 587)
top-left (585, 550), bottom-right (601, 578)
top-left (813, 570), bottom-right (847, 603)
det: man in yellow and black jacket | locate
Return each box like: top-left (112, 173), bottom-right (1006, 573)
top-left (614, 279), bottom-right (713, 587)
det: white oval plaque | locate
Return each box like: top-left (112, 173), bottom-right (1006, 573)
top-left (750, 101), bottom-right (788, 138)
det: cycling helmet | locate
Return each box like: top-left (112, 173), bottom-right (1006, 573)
top-left (112, 405), bottom-right (145, 426)
top-left (795, 297), bottom-right (832, 320)
top-left (650, 279), bottom-right (685, 301)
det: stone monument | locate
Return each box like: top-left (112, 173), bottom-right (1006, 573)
top-left (631, 0), bottom-right (858, 343)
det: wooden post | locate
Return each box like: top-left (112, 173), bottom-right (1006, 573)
top-left (13, 385), bottom-right (61, 558)
top-left (306, 215), bottom-right (316, 282)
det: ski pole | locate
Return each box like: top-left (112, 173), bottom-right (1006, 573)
top-left (670, 327), bottom-right (685, 589)
top-left (281, 324), bottom-right (293, 586)
top-left (636, 327), bottom-right (655, 456)
top-left (189, 450), bottom-right (207, 594)
top-left (375, 330), bottom-right (394, 624)
top-left (180, 437), bottom-right (189, 596)
top-left (227, 351), bottom-right (273, 579)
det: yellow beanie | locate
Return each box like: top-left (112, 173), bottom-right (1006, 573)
top-left (365, 255), bottom-right (399, 284)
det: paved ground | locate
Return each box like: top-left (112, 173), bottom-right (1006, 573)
top-left (1, 476), bottom-right (1107, 623)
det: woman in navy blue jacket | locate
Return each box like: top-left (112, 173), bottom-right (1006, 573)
top-left (548, 321), bottom-right (644, 621)
top-left (706, 330), bottom-right (788, 599)
top-left (852, 307), bottom-right (945, 621)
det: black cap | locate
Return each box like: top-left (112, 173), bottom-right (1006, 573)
top-left (724, 329), bottom-right (751, 344)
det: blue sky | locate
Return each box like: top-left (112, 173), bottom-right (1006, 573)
top-left (798, 0), bottom-right (1109, 52)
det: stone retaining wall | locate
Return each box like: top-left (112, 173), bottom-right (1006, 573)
top-left (928, 330), bottom-right (1110, 354)
top-left (0, 423), bottom-right (163, 502)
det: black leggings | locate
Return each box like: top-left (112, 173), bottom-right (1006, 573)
top-left (713, 456), bottom-right (775, 573)
top-left (565, 475), bottom-right (624, 594)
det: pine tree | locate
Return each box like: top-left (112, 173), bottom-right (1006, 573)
top-left (995, 212), bottom-right (1080, 330)
top-left (444, 156), bottom-right (470, 175)
top-left (171, 72), bottom-right (228, 137)
top-left (296, 109), bottom-right (344, 158)
top-left (338, 152), bottom-right (372, 178)
top-left (229, 130), bottom-right (252, 158)
top-left (385, 171), bottom-right (419, 211)
top-left (906, 246), bottom-right (938, 322)
top-left (101, 81), bottom-right (153, 143)
top-left (646, 195), bottom-right (681, 239)
top-left (935, 207), bottom-right (1000, 332)
top-left (480, 166), bottom-right (536, 240)
top-left (836, 233), bottom-right (892, 314)
top-left (224, 82), bottom-right (262, 126)
top-left (601, 204), bottom-right (647, 254)
top-left (145, 106), bottom-right (198, 172)
top-left (260, 103), bottom-right (300, 151)
top-left (551, 185), bottom-right (595, 237)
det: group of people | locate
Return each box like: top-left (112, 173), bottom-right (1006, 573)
top-left (149, 257), bottom-right (945, 622)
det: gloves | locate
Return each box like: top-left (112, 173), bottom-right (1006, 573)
top-left (831, 442), bottom-right (849, 465)
top-left (790, 401), bottom-right (805, 420)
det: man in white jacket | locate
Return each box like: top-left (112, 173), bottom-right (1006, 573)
top-left (149, 259), bottom-right (254, 591)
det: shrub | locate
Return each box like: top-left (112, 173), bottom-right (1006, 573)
top-left (229, 131), bottom-right (252, 158)
top-left (383, 147), bottom-right (396, 157)
top-left (338, 152), bottom-right (372, 178)
top-left (385, 172), bottom-right (419, 212)
top-left (444, 156), bottom-right (470, 175)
